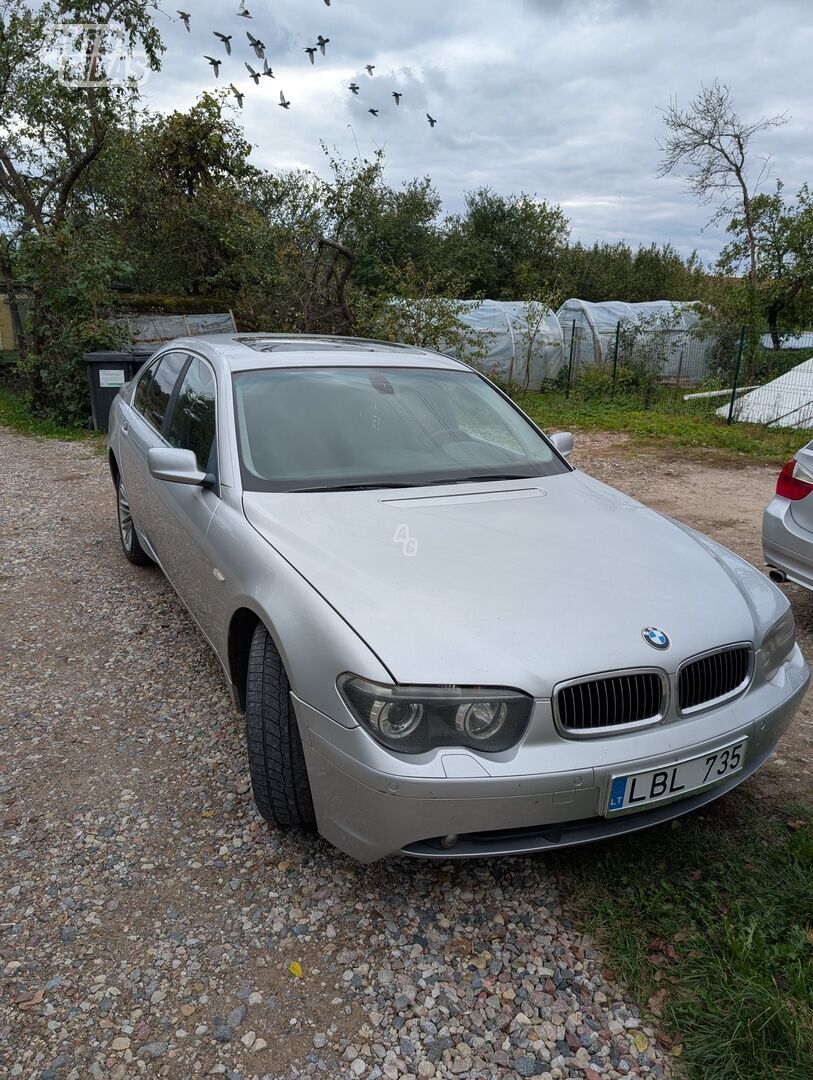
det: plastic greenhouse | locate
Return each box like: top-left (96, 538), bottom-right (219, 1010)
top-left (556, 299), bottom-right (712, 382)
top-left (443, 300), bottom-right (564, 386)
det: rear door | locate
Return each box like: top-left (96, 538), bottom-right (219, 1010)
top-left (119, 351), bottom-right (187, 541)
top-left (147, 354), bottom-right (221, 634)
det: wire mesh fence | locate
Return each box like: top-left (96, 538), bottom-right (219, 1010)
top-left (540, 321), bottom-right (813, 433)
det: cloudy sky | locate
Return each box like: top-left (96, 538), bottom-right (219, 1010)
top-left (139, 0), bottom-right (812, 265)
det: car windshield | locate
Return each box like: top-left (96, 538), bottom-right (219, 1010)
top-left (232, 366), bottom-right (569, 492)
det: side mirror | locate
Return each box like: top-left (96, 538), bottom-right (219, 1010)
top-left (550, 431), bottom-right (574, 459)
top-left (148, 447), bottom-right (209, 486)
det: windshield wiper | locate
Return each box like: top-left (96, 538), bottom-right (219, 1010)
top-left (288, 482), bottom-right (418, 492)
top-left (425, 473), bottom-right (537, 485)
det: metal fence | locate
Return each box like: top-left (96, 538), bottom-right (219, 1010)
top-left (548, 322), bottom-right (813, 432)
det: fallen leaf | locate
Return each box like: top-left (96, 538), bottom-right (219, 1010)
top-left (805, 928), bottom-right (813, 945)
top-left (786, 819), bottom-right (805, 830)
top-left (288, 960), bottom-right (303, 979)
top-left (673, 1043), bottom-right (684, 1056)
top-left (688, 869), bottom-right (702, 881)
top-left (16, 989), bottom-right (44, 1009)
top-left (634, 1032), bottom-right (649, 1053)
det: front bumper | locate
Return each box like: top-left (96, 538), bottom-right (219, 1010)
top-left (297, 646), bottom-right (809, 862)
top-left (763, 496), bottom-right (813, 591)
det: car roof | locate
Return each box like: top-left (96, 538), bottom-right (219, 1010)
top-left (169, 333), bottom-right (471, 373)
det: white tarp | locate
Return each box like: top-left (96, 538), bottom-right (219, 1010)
top-left (717, 357), bottom-right (813, 429)
top-left (760, 331), bottom-right (813, 351)
top-left (556, 298), bottom-right (712, 381)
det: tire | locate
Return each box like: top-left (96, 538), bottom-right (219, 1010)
top-left (116, 472), bottom-right (152, 566)
top-left (245, 623), bottom-right (315, 828)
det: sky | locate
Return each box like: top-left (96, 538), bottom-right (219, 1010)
top-left (136, 0), bottom-right (813, 265)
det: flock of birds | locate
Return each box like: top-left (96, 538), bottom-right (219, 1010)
top-left (176, 2), bottom-right (438, 125)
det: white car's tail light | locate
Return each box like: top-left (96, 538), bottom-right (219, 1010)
top-left (775, 460), bottom-right (813, 501)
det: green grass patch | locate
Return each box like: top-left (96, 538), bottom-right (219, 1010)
top-left (0, 387), bottom-right (102, 444)
top-left (519, 392), bottom-right (810, 464)
top-left (552, 798), bottom-right (813, 1080)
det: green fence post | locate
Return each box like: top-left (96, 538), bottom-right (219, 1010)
top-left (566, 319), bottom-right (576, 398)
top-left (611, 320), bottom-right (621, 396)
top-left (726, 327), bottom-right (747, 425)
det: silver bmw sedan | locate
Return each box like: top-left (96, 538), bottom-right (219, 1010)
top-left (107, 334), bottom-right (808, 862)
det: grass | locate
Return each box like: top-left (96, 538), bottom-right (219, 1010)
top-left (519, 392), bottom-right (811, 465)
top-left (551, 797), bottom-right (813, 1080)
top-left (0, 387), bottom-right (103, 444)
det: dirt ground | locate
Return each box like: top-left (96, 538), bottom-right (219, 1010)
top-left (572, 430), bottom-right (813, 803)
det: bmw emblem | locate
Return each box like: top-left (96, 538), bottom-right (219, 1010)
top-left (642, 627), bottom-right (670, 650)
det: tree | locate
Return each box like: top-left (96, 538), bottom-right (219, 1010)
top-left (0, 0), bottom-right (163, 417)
top-left (443, 188), bottom-right (569, 299)
top-left (658, 80), bottom-right (787, 290)
top-left (718, 182), bottom-right (813, 347)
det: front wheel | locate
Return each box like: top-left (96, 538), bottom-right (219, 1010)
top-left (245, 623), bottom-right (315, 828)
top-left (116, 473), bottom-right (151, 566)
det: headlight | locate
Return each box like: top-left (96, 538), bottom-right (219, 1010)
top-left (337, 675), bottom-right (532, 754)
top-left (761, 608), bottom-right (796, 679)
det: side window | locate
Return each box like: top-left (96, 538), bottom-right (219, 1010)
top-left (143, 352), bottom-right (187, 433)
top-left (133, 361), bottom-right (157, 415)
top-left (167, 358), bottom-right (218, 477)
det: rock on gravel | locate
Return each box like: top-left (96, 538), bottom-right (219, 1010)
top-left (0, 426), bottom-right (672, 1078)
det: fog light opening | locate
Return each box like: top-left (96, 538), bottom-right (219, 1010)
top-left (440, 834), bottom-right (459, 850)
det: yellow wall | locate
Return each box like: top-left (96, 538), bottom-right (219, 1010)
top-left (0, 297), bottom-right (17, 350)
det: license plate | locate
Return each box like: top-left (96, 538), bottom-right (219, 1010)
top-left (606, 738), bottom-right (747, 815)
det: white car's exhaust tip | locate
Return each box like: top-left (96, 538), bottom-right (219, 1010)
top-left (768, 568), bottom-right (788, 584)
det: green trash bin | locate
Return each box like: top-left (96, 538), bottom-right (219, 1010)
top-left (85, 348), bottom-right (154, 431)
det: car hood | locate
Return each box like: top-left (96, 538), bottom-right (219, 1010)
top-left (243, 472), bottom-right (757, 694)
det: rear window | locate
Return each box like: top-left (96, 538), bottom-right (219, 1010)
top-left (142, 352), bottom-right (187, 432)
top-left (134, 362), bottom-right (156, 415)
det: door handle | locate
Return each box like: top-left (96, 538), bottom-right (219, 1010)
top-left (121, 421), bottom-right (130, 436)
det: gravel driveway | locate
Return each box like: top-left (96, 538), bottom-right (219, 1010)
top-left (3, 423), bottom-right (807, 1080)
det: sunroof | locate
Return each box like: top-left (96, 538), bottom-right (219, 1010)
top-left (236, 336), bottom-right (417, 354)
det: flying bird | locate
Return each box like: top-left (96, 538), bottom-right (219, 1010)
top-left (230, 84), bottom-right (244, 108)
top-left (246, 31), bottom-right (265, 58)
top-left (262, 59), bottom-right (274, 78)
top-left (324, 0), bottom-right (331, 5)
top-left (317, 35), bottom-right (329, 54)
top-left (213, 32), bottom-right (232, 55)
top-left (204, 55), bottom-right (221, 78)
top-left (237, 1), bottom-right (252, 18)
top-left (392, 91), bottom-right (402, 105)
top-left (348, 82), bottom-right (359, 94)
top-left (368, 108), bottom-right (379, 116)
top-left (245, 62), bottom-right (260, 84)
top-left (177, 10), bottom-right (190, 32)
top-left (365, 64), bottom-right (375, 76)
top-left (304, 46), bottom-right (317, 64)
top-left (426, 113), bottom-right (437, 127)
top-left (279, 90), bottom-right (290, 109)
